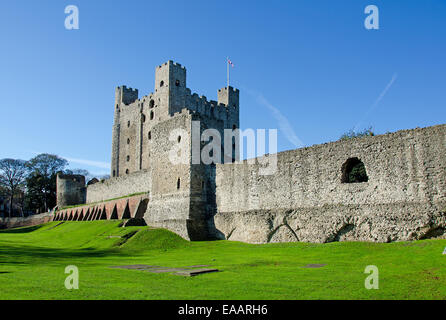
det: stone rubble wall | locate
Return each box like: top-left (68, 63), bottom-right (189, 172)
top-left (86, 170), bottom-right (151, 203)
top-left (214, 124), bottom-right (446, 243)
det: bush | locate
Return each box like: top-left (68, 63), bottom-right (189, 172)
top-left (340, 127), bottom-right (374, 141)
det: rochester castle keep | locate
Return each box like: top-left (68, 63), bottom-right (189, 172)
top-left (54, 60), bottom-right (446, 243)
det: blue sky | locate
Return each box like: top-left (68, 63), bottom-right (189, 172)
top-left (0, 0), bottom-right (445, 176)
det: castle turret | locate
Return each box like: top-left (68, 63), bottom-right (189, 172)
top-left (56, 173), bottom-right (86, 208)
top-left (218, 86), bottom-right (239, 109)
top-left (115, 85), bottom-right (138, 106)
top-left (218, 86), bottom-right (240, 129)
top-left (155, 60), bottom-right (187, 115)
top-left (111, 86), bottom-right (139, 177)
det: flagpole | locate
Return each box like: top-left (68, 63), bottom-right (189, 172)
top-left (227, 57), bottom-right (229, 88)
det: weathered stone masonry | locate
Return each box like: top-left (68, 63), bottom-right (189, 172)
top-left (58, 61), bottom-right (239, 240)
top-left (56, 173), bottom-right (86, 208)
top-left (55, 60), bottom-right (446, 243)
top-left (214, 124), bottom-right (446, 243)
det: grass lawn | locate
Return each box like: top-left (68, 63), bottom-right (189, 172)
top-left (0, 221), bottom-right (444, 300)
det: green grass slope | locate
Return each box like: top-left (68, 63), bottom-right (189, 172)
top-left (0, 221), bottom-right (445, 300)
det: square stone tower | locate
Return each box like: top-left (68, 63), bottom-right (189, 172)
top-left (107, 60), bottom-right (240, 240)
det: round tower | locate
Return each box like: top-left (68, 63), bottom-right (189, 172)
top-left (56, 173), bottom-right (86, 208)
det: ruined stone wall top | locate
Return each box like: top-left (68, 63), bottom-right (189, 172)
top-left (215, 124), bottom-right (446, 213)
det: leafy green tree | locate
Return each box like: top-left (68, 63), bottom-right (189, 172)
top-left (25, 154), bottom-right (68, 213)
top-left (65, 168), bottom-right (91, 181)
top-left (0, 159), bottom-right (28, 218)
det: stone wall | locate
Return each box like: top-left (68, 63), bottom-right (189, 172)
top-left (86, 170), bottom-right (151, 203)
top-left (214, 124), bottom-right (446, 243)
top-left (55, 194), bottom-right (149, 222)
top-left (144, 110), bottom-right (196, 239)
top-left (0, 212), bottom-right (54, 229)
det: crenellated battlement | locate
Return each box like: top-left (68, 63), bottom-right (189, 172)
top-left (157, 60), bottom-right (186, 71)
top-left (172, 107), bottom-right (193, 117)
top-left (218, 86), bottom-right (240, 94)
top-left (115, 85), bottom-right (139, 106)
top-left (111, 61), bottom-right (240, 184)
top-left (185, 90), bottom-right (237, 123)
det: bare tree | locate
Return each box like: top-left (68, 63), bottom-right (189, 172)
top-left (0, 159), bottom-right (28, 218)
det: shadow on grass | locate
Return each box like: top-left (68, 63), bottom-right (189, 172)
top-left (0, 243), bottom-right (137, 266)
top-left (0, 225), bottom-right (44, 234)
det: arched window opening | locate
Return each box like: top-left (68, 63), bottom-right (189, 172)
top-left (112, 170), bottom-right (116, 177)
top-left (341, 157), bottom-right (368, 183)
top-left (177, 136), bottom-right (181, 143)
top-left (160, 80), bottom-right (164, 87)
top-left (141, 114), bottom-right (146, 122)
top-left (126, 155), bottom-right (130, 162)
top-left (149, 99), bottom-right (155, 108)
top-left (175, 79), bottom-right (180, 87)
top-left (127, 120), bottom-right (130, 127)
top-left (125, 169), bottom-right (129, 175)
top-left (148, 131), bottom-right (151, 140)
top-left (150, 111), bottom-right (154, 120)
top-left (127, 138), bottom-right (130, 145)
top-left (177, 178), bottom-right (181, 190)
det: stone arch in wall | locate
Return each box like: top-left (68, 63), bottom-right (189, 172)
top-left (121, 203), bottom-right (131, 219)
top-left (341, 157), bottom-right (368, 183)
top-left (110, 205), bottom-right (119, 220)
top-left (82, 209), bottom-right (89, 221)
top-left (88, 208), bottom-right (96, 220)
top-left (333, 224), bottom-right (356, 241)
top-left (98, 208), bottom-right (107, 220)
top-left (89, 208), bottom-right (97, 220)
top-left (91, 209), bottom-right (97, 220)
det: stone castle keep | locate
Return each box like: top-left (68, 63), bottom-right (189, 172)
top-left (54, 61), bottom-right (446, 243)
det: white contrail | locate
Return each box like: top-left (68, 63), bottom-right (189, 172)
top-left (243, 87), bottom-right (304, 148)
top-left (64, 157), bottom-right (111, 169)
top-left (27, 151), bottom-right (111, 170)
top-left (355, 73), bottom-right (398, 132)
